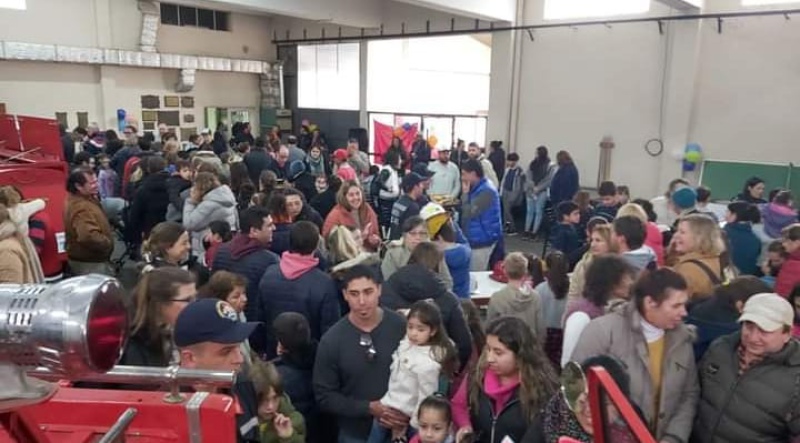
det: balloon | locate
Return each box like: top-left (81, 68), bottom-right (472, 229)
top-left (683, 160), bottom-right (697, 172)
top-left (685, 143), bottom-right (701, 153)
top-left (670, 147), bottom-right (685, 161)
top-left (685, 151), bottom-right (702, 163)
top-left (394, 127), bottom-right (404, 138)
top-left (427, 135), bottom-right (438, 147)
top-left (403, 122), bottom-right (412, 131)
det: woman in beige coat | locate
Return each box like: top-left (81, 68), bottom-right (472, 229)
top-left (0, 204), bottom-right (36, 283)
top-left (669, 214), bottom-right (725, 301)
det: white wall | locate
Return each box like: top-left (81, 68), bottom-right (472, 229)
top-left (490, 0), bottom-right (800, 198)
top-left (690, 0), bottom-right (800, 166)
top-left (0, 0), bottom-right (272, 133)
top-left (0, 61), bottom-right (260, 131)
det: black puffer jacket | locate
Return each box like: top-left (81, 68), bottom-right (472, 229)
top-left (692, 333), bottom-right (800, 443)
top-left (382, 264), bottom-right (473, 369)
top-left (129, 171), bottom-right (170, 239)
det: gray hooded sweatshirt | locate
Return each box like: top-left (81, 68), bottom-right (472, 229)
top-left (622, 245), bottom-right (657, 274)
top-left (183, 185), bottom-right (239, 259)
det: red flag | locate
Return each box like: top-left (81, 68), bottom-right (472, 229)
top-left (373, 121), bottom-right (417, 165)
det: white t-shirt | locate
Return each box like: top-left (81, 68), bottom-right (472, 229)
top-left (561, 311), bottom-right (591, 368)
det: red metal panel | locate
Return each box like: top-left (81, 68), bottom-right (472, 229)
top-left (0, 388), bottom-right (239, 443)
top-left (587, 367), bottom-right (656, 443)
top-left (0, 115), bottom-right (64, 162)
top-left (0, 164), bottom-right (69, 276)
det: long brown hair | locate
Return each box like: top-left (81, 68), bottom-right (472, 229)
top-left (141, 221), bottom-right (186, 260)
top-left (336, 180), bottom-right (372, 221)
top-left (131, 267), bottom-right (196, 345)
top-left (469, 317), bottom-right (557, 424)
top-left (408, 300), bottom-right (458, 377)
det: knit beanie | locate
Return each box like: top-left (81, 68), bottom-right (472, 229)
top-left (672, 186), bottom-right (698, 210)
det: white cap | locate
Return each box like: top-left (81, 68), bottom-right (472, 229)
top-left (738, 293), bottom-right (794, 332)
top-left (200, 128), bottom-right (211, 135)
top-left (420, 202), bottom-right (446, 221)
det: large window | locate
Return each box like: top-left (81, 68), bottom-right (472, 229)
top-left (544, 0), bottom-right (649, 20)
top-left (160, 3), bottom-right (230, 31)
top-left (298, 43), bottom-right (360, 111)
top-left (367, 35), bottom-right (490, 115)
top-left (742, 0), bottom-right (800, 4)
top-left (0, 0), bottom-right (25, 10)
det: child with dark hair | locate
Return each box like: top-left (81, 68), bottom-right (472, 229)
top-left (761, 240), bottom-right (787, 284)
top-left (535, 251), bottom-right (571, 369)
top-left (548, 201), bottom-right (581, 265)
top-left (203, 220), bottom-right (232, 269)
top-left (572, 191), bottom-right (594, 245)
top-left (592, 180), bottom-right (620, 222)
top-left (272, 312), bottom-right (321, 443)
top-left (695, 186), bottom-right (718, 222)
top-left (724, 202), bottom-right (762, 275)
top-left (616, 185), bottom-right (630, 206)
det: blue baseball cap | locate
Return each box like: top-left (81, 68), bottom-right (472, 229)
top-left (174, 299), bottom-right (259, 347)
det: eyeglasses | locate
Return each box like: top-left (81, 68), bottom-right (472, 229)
top-left (359, 333), bottom-right (377, 362)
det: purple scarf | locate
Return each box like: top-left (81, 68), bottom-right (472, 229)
top-left (563, 297), bottom-right (606, 325)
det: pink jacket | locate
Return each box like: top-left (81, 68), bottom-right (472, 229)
top-left (645, 222), bottom-right (665, 266)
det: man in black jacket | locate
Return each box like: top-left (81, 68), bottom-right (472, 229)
top-left (212, 206), bottom-right (277, 356)
top-left (175, 298), bottom-right (261, 443)
top-left (243, 140), bottom-right (274, 184)
top-left (284, 188), bottom-right (323, 229)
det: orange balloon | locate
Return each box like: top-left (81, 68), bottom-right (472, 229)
top-left (427, 135), bottom-right (438, 147)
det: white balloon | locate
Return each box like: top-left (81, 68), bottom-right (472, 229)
top-left (670, 147), bottom-right (685, 161)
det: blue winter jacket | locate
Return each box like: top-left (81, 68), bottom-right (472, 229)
top-left (212, 234), bottom-right (279, 355)
top-left (724, 222), bottom-right (762, 275)
top-left (460, 178), bottom-right (502, 248)
top-left (257, 263), bottom-right (341, 360)
top-left (549, 163), bottom-right (580, 206)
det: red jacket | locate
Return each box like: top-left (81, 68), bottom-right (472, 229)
top-left (776, 250), bottom-right (800, 297)
top-left (29, 211), bottom-right (64, 278)
top-left (321, 204), bottom-right (380, 250)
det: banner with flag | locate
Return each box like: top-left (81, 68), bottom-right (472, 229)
top-left (373, 121), bottom-right (418, 164)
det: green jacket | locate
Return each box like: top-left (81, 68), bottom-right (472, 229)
top-left (693, 333), bottom-right (800, 443)
top-left (259, 394), bottom-right (306, 443)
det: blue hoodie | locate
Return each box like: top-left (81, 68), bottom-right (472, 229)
top-left (724, 222), bottom-right (761, 275)
top-left (444, 243), bottom-right (472, 299)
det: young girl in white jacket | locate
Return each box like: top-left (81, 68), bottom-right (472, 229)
top-left (368, 300), bottom-right (458, 443)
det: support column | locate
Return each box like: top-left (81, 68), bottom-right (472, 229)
top-left (656, 19), bottom-right (704, 190)
top-left (359, 42), bottom-right (369, 129)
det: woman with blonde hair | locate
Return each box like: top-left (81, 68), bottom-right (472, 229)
top-left (617, 202), bottom-right (664, 265)
top-left (670, 213), bottom-right (726, 300)
top-left (120, 267), bottom-right (196, 367)
top-left (567, 220), bottom-right (614, 300)
top-left (0, 186), bottom-right (45, 282)
top-left (321, 180), bottom-right (381, 251)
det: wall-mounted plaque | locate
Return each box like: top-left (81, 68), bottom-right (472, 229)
top-left (141, 95), bottom-right (160, 109)
top-left (157, 111), bottom-right (180, 126)
top-left (181, 96), bottom-right (195, 108)
top-left (164, 96), bottom-right (180, 108)
top-left (142, 110), bottom-right (158, 122)
top-left (183, 114), bottom-right (195, 123)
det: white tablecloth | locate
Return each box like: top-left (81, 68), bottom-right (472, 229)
top-left (470, 271), bottom-right (505, 301)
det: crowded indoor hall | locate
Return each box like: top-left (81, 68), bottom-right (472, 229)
top-left (0, 0), bottom-right (799, 441)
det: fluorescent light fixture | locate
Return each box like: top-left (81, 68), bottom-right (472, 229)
top-left (544, 0), bottom-right (650, 20)
top-left (0, 0), bottom-right (25, 10)
top-left (742, 0), bottom-right (800, 5)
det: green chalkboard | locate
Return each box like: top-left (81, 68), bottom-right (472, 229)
top-left (700, 160), bottom-right (791, 201)
top-left (790, 164), bottom-right (800, 198)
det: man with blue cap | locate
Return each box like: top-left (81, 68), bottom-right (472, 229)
top-left (175, 298), bottom-right (261, 442)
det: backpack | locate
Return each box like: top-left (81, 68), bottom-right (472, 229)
top-left (370, 168), bottom-right (391, 200)
top-left (121, 156), bottom-right (142, 200)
